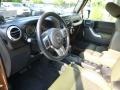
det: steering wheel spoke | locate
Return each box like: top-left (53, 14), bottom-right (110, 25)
top-left (43, 35), bottom-right (51, 49)
top-left (60, 28), bottom-right (68, 38)
top-left (54, 46), bottom-right (66, 56)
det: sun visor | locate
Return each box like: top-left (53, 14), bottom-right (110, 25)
top-left (106, 2), bottom-right (120, 18)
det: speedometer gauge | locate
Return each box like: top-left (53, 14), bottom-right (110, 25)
top-left (26, 25), bottom-right (35, 36)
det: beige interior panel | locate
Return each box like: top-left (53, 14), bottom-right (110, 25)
top-left (49, 65), bottom-right (111, 90)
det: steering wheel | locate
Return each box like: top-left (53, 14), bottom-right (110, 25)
top-left (36, 12), bottom-right (70, 61)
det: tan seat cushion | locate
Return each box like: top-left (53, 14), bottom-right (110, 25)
top-left (99, 49), bottom-right (120, 68)
top-left (81, 49), bottom-right (102, 65)
top-left (81, 49), bottom-right (120, 68)
top-left (80, 43), bottom-right (107, 65)
top-left (49, 64), bottom-right (111, 90)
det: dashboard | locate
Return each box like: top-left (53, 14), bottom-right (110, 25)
top-left (0, 13), bottom-right (83, 76)
top-left (25, 20), bottom-right (56, 38)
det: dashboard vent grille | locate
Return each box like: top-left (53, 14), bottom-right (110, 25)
top-left (7, 26), bottom-right (22, 41)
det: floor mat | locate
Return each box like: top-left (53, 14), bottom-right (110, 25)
top-left (74, 40), bottom-right (89, 50)
top-left (71, 40), bottom-right (89, 55)
top-left (9, 57), bottom-right (62, 90)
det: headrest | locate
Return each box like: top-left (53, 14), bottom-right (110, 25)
top-left (106, 2), bottom-right (120, 18)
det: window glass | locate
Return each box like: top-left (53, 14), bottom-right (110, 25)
top-left (83, 0), bottom-right (116, 22)
top-left (0, 0), bottom-right (82, 20)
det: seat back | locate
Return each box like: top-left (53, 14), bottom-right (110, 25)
top-left (106, 2), bottom-right (120, 51)
top-left (109, 19), bottom-right (120, 51)
top-left (110, 57), bottom-right (120, 90)
top-left (111, 57), bottom-right (120, 81)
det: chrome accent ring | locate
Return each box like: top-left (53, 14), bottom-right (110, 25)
top-left (7, 26), bottom-right (22, 41)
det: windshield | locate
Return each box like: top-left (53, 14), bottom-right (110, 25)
top-left (0, 0), bottom-right (82, 20)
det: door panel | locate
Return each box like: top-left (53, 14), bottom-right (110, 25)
top-left (84, 20), bottom-right (115, 45)
top-left (0, 57), bottom-right (8, 90)
top-left (94, 21), bottom-right (115, 34)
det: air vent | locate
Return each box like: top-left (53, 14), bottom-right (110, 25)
top-left (7, 26), bottom-right (22, 41)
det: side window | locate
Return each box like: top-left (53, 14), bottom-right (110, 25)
top-left (83, 0), bottom-right (116, 22)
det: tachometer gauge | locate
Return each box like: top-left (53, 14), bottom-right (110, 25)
top-left (26, 25), bottom-right (35, 37)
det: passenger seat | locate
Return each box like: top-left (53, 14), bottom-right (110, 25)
top-left (80, 2), bottom-right (120, 67)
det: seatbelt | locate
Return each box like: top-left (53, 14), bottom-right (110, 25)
top-left (71, 63), bottom-right (84, 90)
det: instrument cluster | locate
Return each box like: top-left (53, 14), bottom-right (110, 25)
top-left (25, 24), bottom-right (36, 37)
top-left (24, 20), bottom-right (55, 39)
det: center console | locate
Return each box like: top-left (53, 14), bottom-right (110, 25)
top-left (63, 54), bottom-right (82, 65)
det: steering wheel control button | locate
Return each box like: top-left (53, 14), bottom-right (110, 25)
top-left (61, 28), bottom-right (67, 38)
top-left (43, 36), bottom-right (51, 49)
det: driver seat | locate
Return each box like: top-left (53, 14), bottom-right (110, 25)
top-left (49, 57), bottom-right (120, 90)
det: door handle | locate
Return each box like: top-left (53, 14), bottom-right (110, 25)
top-left (89, 27), bottom-right (102, 38)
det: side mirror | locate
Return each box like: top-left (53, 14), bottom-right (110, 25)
top-left (82, 2), bottom-right (91, 19)
top-left (82, 9), bottom-right (91, 19)
top-left (0, 15), bottom-right (5, 24)
top-left (87, 9), bottom-right (91, 18)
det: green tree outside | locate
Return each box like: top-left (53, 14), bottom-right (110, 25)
top-left (2, 0), bottom-right (21, 2)
top-left (53, 0), bottom-right (65, 5)
top-left (12, 0), bottom-right (21, 2)
top-left (32, 0), bottom-right (43, 4)
top-left (90, 0), bottom-right (105, 21)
